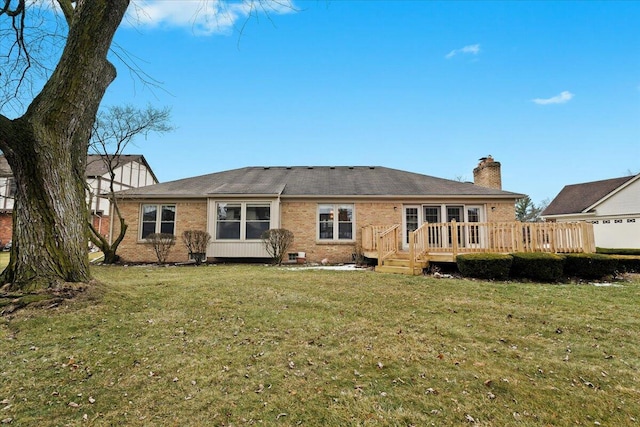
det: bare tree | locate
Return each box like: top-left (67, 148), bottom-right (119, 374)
top-left (261, 228), bottom-right (294, 266)
top-left (88, 105), bottom-right (172, 264)
top-left (0, 1), bottom-right (290, 291)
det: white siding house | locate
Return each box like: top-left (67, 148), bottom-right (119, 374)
top-left (542, 174), bottom-right (640, 249)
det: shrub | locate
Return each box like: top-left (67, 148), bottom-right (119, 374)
top-left (597, 247), bottom-right (640, 256)
top-left (610, 256), bottom-right (640, 273)
top-left (145, 233), bottom-right (176, 264)
top-left (182, 230), bottom-right (211, 265)
top-left (261, 229), bottom-right (294, 266)
top-left (456, 253), bottom-right (512, 281)
top-left (510, 252), bottom-right (565, 282)
top-left (563, 253), bottom-right (619, 279)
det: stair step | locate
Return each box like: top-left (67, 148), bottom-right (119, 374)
top-left (375, 265), bottom-right (425, 275)
top-left (382, 258), bottom-right (429, 268)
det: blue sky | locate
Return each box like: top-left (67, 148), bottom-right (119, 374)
top-left (103, 0), bottom-right (640, 204)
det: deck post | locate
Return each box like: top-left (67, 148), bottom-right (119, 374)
top-left (377, 232), bottom-right (382, 267)
top-left (409, 231), bottom-right (415, 272)
top-left (451, 219), bottom-right (458, 257)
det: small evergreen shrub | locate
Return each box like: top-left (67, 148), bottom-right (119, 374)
top-left (456, 253), bottom-right (512, 281)
top-left (609, 256), bottom-right (640, 273)
top-left (510, 252), bottom-right (565, 282)
top-left (563, 253), bottom-right (618, 279)
top-left (596, 247), bottom-right (640, 256)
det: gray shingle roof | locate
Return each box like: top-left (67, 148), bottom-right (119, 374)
top-left (117, 166), bottom-right (523, 199)
top-left (542, 175), bottom-right (637, 216)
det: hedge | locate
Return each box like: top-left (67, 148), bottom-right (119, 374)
top-left (596, 247), bottom-right (640, 256)
top-left (610, 255), bottom-right (640, 273)
top-left (563, 253), bottom-right (618, 279)
top-left (510, 252), bottom-right (565, 282)
top-left (456, 253), bottom-right (512, 281)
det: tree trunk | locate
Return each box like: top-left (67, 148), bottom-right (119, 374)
top-left (1, 128), bottom-right (90, 291)
top-left (0, 1), bottom-right (130, 291)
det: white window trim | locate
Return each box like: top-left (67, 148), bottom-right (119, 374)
top-left (214, 201), bottom-right (272, 241)
top-left (139, 203), bottom-right (177, 240)
top-left (317, 203), bottom-right (355, 242)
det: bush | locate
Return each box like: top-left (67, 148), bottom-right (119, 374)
top-left (510, 252), bottom-right (565, 282)
top-left (597, 247), bottom-right (640, 256)
top-left (456, 253), bottom-right (512, 281)
top-left (261, 229), bottom-right (294, 266)
top-left (182, 230), bottom-right (211, 265)
top-left (610, 256), bottom-right (640, 273)
top-left (145, 233), bottom-right (176, 264)
top-left (563, 253), bottom-right (618, 279)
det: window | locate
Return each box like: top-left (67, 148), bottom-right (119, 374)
top-left (246, 204), bottom-right (271, 239)
top-left (318, 204), bottom-right (354, 241)
top-left (423, 206), bottom-right (440, 223)
top-left (217, 203), bottom-right (241, 239)
top-left (141, 204), bottom-right (176, 239)
top-left (216, 202), bottom-right (271, 240)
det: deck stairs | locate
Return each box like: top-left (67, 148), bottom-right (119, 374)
top-left (374, 252), bottom-right (429, 276)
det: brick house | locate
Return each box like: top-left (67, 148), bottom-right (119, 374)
top-left (114, 156), bottom-right (526, 264)
top-left (0, 154), bottom-right (158, 246)
top-left (542, 173), bottom-right (640, 249)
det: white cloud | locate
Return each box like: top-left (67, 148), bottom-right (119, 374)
top-left (445, 44), bottom-right (480, 59)
top-left (532, 91), bottom-right (574, 105)
top-left (128, 0), bottom-right (296, 36)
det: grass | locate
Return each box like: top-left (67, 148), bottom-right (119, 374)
top-left (1, 264), bottom-right (640, 426)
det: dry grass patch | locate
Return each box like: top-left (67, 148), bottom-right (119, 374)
top-left (1, 265), bottom-right (639, 426)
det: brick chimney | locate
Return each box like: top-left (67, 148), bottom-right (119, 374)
top-left (473, 155), bottom-right (502, 190)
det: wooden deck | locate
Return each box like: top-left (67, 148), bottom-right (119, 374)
top-left (362, 220), bottom-right (596, 275)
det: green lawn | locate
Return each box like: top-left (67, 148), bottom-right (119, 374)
top-left (1, 265), bottom-right (639, 426)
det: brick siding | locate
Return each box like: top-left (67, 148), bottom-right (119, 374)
top-left (116, 201), bottom-right (207, 263)
top-left (117, 199), bottom-right (516, 264)
top-left (281, 201), bottom-right (402, 263)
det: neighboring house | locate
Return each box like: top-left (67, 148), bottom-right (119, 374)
top-left (0, 154), bottom-right (158, 245)
top-left (542, 173), bottom-right (640, 249)
top-left (114, 156), bottom-right (526, 264)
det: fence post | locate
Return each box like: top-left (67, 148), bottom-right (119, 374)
top-left (451, 219), bottom-right (458, 257)
top-left (409, 231), bottom-right (415, 272)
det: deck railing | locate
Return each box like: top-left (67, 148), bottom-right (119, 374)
top-left (362, 220), bottom-right (595, 259)
top-left (376, 224), bottom-right (400, 266)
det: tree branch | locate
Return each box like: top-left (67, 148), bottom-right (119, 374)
top-left (56, 0), bottom-right (75, 25)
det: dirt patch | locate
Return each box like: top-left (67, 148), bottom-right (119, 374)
top-left (0, 281), bottom-right (93, 316)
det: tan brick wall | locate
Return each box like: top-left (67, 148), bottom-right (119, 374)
top-left (116, 200), bottom-right (207, 263)
top-left (486, 201), bottom-right (516, 222)
top-left (116, 199), bottom-right (517, 264)
top-left (281, 201), bottom-right (402, 264)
